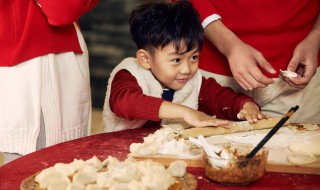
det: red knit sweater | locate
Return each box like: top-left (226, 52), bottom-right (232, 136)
top-left (0, 0), bottom-right (98, 67)
top-left (190, 0), bottom-right (320, 78)
top-left (109, 70), bottom-right (256, 128)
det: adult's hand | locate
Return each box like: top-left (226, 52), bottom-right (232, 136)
top-left (204, 20), bottom-right (276, 90)
top-left (283, 14), bottom-right (320, 89)
top-left (227, 40), bottom-right (275, 90)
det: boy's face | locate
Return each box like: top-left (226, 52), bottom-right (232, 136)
top-left (148, 42), bottom-right (199, 90)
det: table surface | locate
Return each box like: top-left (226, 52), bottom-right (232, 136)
top-left (0, 126), bottom-right (319, 190)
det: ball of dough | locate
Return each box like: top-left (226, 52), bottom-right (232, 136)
top-left (289, 135), bottom-right (320, 155)
top-left (287, 152), bottom-right (316, 165)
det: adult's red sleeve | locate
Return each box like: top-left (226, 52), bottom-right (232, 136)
top-left (37, 0), bottom-right (99, 26)
top-left (198, 77), bottom-right (257, 121)
top-left (189, 0), bottom-right (219, 22)
top-left (109, 70), bottom-right (164, 121)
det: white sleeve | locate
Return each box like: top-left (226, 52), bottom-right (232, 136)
top-left (202, 14), bottom-right (221, 28)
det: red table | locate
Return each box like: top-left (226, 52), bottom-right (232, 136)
top-left (0, 126), bottom-right (319, 190)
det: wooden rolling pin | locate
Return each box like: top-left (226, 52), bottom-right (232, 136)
top-left (179, 118), bottom-right (288, 138)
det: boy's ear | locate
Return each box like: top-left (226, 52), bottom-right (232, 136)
top-left (136, 49), bottom-right (151, 69)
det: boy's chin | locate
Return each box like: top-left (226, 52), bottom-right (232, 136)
top-left (170, 86), bottom-right (183, 91)
top-left (163, 83), bottom-right (185, 91)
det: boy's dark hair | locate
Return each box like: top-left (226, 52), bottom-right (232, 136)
top-left (129, 1), bottom-right (204, 54)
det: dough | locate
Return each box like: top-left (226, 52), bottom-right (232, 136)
top-left (23, 156), bottom-right (197, 190)
top-left (280, 70), bottom-right (298, 78)
top-left (288, 134), bottom-right (320, 155)
top-left (287, 152), bottom-right (316, 165)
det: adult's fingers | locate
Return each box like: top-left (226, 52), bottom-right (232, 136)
top-left (233, 67), bottom-right (267, 90)
top-left (287, 53), bottom-right (300, 72)
top-left (248, 66), bottom-right (274, 87)
top-left (283, 77), bottom-right (307, 89)
top-left (255, 52), bottom-right (276, 74)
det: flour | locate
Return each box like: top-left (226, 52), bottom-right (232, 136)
top-left (206, 127), bottom-right (320, 165)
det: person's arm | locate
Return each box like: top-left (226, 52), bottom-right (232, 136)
top-left (284, 13), bottom-right (320, 88)
top-left (189, 0), bottom-right (220, 25)
top-left (36, 0), bottom-right (99, 26)
top-left (110, 70), bottom-right (229, 128)
top-left (198, 77), bottom-right (268, 122)
top-left (110, 70), bottom-right (163, 121)
top-left (191, 0), bottom-right (276, 90)
top-left (159, 101), bottom-right (229, 128)
top-left (204, 20), bottom-right (276, 90)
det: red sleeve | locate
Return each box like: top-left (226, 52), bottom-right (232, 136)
top-left (109, 70), bottom-right (164, 121)
top-left (189, 0), bottom-right (219, 22)
top-left (198, 77), bottom-right (257, 121)
top-left (37, 0), bottom-right (99, 26)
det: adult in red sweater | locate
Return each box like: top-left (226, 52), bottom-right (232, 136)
top-left (0, 0), bottom-right (98, 164)
top-left (103, 1), bottom-right (268, 132)
top-left (190, 0), bottom-right (320, 123)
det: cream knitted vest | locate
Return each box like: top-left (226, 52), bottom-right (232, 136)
top-left (103, 57), bottom-right (202, 132)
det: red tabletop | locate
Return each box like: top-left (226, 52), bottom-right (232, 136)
top-left (0, 126), bottom-right (319, 190)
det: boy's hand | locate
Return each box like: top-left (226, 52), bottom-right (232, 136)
top-left (237, 102), bottom-right (269, 123)
top-left (183, 109), bottom-right (229, 128)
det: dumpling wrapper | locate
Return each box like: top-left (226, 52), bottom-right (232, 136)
top-left (280, 70), bottom-right (298, 78)
top-left (287, 152), bottom-right (316, 165)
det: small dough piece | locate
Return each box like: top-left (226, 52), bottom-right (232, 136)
top-left (280, 70), bottom-right (298, 78)
top-left (287, 152), bottom-right (316, 165)
top-left (289, 135), bottom-right (320, 155)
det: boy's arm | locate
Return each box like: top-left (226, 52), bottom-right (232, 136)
top-left (110, 70), bottom-right (229, 127)
top-left (159, 101), bottom-right (229, 128)
top-left (110, 70), bottom-right (163, 121)
top-left (198, 77), bottom-right (257, 121)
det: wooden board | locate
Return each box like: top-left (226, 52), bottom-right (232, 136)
top-left (132, 124), bottom-right (320, 175)
top-left (132, 154), bottom-right (320, 175)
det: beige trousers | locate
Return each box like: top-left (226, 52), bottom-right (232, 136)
top-left (200, 68), bottom-right (320, 124)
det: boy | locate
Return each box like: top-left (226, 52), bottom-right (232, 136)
top-left (103, 1), bottom-right (268, 132)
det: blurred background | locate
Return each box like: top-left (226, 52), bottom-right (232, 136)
top-left (78, 0), bottom-right (155, 134)
top-left (79, 0), bottom-right (154, 109)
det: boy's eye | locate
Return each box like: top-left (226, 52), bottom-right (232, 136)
top-left (191, 55), bottom-right (199, 61)
top-left (172, 58), bottom-right (181, 63)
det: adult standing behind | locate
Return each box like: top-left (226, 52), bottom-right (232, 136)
top-left (0, 0), bottom-right (98, 164)
top-left (190, 0), bottom-right (320, 123)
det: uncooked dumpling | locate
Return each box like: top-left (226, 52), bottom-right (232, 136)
top-left (280, 70), bottom-right (298, 78)
top-left (288, 134), bottom-right (320, 155)
top-left (287, 152), bottom-right (316, 165)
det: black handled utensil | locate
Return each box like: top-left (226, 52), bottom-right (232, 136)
top-left (239, 105), bottom-right (299, 167)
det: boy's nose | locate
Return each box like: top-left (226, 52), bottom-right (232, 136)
top-left (180, 63), bottom-right (191, 74)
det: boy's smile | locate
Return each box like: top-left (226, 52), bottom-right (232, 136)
top-left (146, 42), bottom-right (200, 90)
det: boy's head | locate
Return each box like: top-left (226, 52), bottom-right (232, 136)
top-left (129, 1), bottom-right (204, 90)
